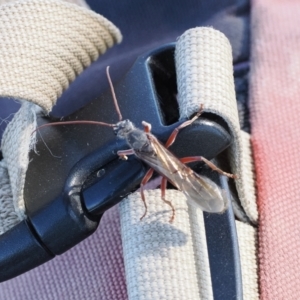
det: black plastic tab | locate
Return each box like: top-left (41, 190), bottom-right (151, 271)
top-left (0, 220), bottom-right (53, 281)
top-left (82, 156), bottom-right (146, 216)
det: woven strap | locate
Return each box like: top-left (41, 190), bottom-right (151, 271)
top-left (0, 161), bottom-right (19, 235)
top-left (236, 221), bottom-right (259, 300)
top-left (0, 0), bottom-right (121, 112)
top-left (0, 0), bottom-right (89, 7)
top-left (120, 190), bottom-right (213, 300)
top-left (0, 0), bottom-right (122, 233)
top-left (175, 27), bottom-right (257, 224)
top-left (120, 27), bottom-right (258, 299)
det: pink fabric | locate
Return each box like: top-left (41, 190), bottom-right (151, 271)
top-left (250, 1), bottom-right (300, 298)
top-left (0, 206), bottom-right (127, 300)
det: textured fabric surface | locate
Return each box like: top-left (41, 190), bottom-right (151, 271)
top-left (0, 0), bottom-right (121, 112)
top-left (0, 161), bottom-right (20, 235)
top-left (119, 189), bottom-right (213, 300)
top-left (0, 0), bottom-right (89, 7)
top-left (1, 101), bottom-right (38, 220)
top-left (0, 206), bottom-right (128, 300)
top-left (63, 0), bottom-right (90, 8)
top-left (175, 27), bottom-right (258, 224)
top-left (188, 201), bottom-right (213, 300)
top-left (236, 221), bottom-right (259, 300)
top-left (0, 0), bottom-right (122, 233)
top-left (233, 131), bottom-right (256, 222)
top-left (250, 1), bottom-right (300, 298)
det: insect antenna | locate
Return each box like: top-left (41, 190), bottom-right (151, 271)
top-left (32, 66), bottom-right (123, 135)
top-left (32, 120), bottom-right (115, 134)
top-left (106, 66), bottom-right (123, 121)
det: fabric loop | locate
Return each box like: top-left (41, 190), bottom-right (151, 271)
top-left (236, 221), bottom-right (259, 300)
top-left (175, 27), bottom-right (258, 224)
top-left (120, 190), bottom-right (213, 300)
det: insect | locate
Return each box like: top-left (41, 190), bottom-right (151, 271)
top-left (37, 66), bottom-right (236, 223)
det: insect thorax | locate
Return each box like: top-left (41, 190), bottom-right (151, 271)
top-left (113, 120), bottom-right (135, 138)
top-left (127, 129), bottom-right (154, 153)
top-left (114, 120), bottom-right (154, 154)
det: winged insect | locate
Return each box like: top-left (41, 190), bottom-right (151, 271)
top-left (37, 67), bottom-right (236, 222)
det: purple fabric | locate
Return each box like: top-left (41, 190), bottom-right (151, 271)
top-left (0, 206), bottom-right (127, 300)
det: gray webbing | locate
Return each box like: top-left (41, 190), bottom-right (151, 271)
top-left (175, 28), bottom-right (258, 225)
top-left (0, 0), bottom-right (122, 233)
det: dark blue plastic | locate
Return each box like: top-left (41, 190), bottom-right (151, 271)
top-left (204, 173), bottom-right (242, 299)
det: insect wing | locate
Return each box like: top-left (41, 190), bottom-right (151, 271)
top-left (134, 135), bottom-right (226, 213)
top-left (179, 172), bottom-right (227, 213)
top-left (134, 134), bottom-right (185, 186)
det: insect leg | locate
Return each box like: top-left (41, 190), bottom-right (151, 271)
top-left (140, 168), bottom-right (154, 221)
top-left (117, 149), bottom-right (135, 160)
top-left (165, 104), bottom-right (204, 148)
top-left (161, 177), bottom-right (175, 223)
top-left (180, 156), bottom-right (237, 179)
top-left (141, 121), bottom-right (152, 133)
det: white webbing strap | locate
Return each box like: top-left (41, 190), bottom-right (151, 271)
top-left (0, 0), bottom-right (121, 112)
top-left (120, 28), bottom-right (258, 299)
top-left (236, 221), bottom-right (259, 300)
top-left (0, 160), bottom-right (19, 235)
top-left (1, 101), bottom-right (39, 221)
top-left (0, 0), bottom-right (122, 233)
top-left (175, 27), bottom-right (258, 299)
top-left (0, 0), bottom-right (89, 7)
top-left (175, 27), bottom-right (257, 225)
top-left (120, 190), bottom-right (213, 300)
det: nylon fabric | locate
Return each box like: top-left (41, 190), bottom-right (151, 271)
top-left (63, 0), bottom-right (90, 8)
top-left (0, 0), bottom-right (89, 7)
top-left (188, 202), bottom-right (213, 300)
top-left (1, 101), bottom-right (39, 221)
top-left (234, 131), bottom-right (257, 222)
top-left (0, 161), bottom-right (20, 235)
top-left (119, 189), bottom-right (213, 300)
top-left (0, 206), bottom-right (128, 300)
top-left (236, 221), bottom-right (259, 300)
top-left (175, 27), bottom-right (258, 224)
top-left (250, 0), bottom-right (300, 298)
top-left (0, 0), bottom-right (122, 112)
